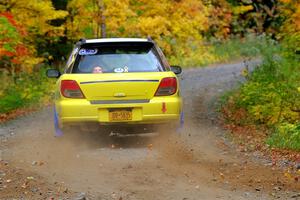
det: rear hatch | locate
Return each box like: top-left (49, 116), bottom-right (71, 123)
top-left (61, 41), bottom-right (176, 101)
top-left (60, 72), bottom-right (176, 101)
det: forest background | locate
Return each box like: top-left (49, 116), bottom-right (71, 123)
top-left (0, 0), bottom-right (299, 151)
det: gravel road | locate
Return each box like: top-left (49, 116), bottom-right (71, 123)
top-left (0, 61), bottom-right (299, 200)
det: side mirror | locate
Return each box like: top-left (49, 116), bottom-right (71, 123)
top-left (46, 69), bottom-right (61, 78)
top-left (170, 65), bottom-right (182, 75)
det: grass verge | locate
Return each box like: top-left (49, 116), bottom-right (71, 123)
top-left (0, 67), bottom-right (55, 121)
top-left (220, 35), bottom-right (300, 153)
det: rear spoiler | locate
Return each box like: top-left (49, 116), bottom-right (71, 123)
top-left (75, 37), bottom-right (155, 47)
top-left (75, 38), bottom-right (87, 46)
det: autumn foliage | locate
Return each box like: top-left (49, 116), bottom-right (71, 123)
top-left (0, 12), bottom-right (28, 72)
top-left (0, 0), bottom-right (299, 151)
top-left (1, 0), bottom-right (299, 71)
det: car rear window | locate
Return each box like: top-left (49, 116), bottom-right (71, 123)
top-left (72, 42), bottom-right (164, 73)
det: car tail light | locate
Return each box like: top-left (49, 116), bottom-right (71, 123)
top-left (155, 77), bottom-right (177, 96)
top-left (60, 80), bottom-right (85, 98)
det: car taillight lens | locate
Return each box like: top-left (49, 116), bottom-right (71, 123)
top-left (155, 77), bottom-right (177, 96)
top-left (60, 80), bottom-right (85, 98)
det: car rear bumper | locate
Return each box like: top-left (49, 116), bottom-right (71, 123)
top-left (56, 96), bottom-right (182, 126)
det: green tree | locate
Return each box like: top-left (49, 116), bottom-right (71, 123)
top-left (227, 0), bottom-right (283, 36)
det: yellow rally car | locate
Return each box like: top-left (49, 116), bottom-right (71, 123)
top-left (47, 38), bottom-right (183, 134)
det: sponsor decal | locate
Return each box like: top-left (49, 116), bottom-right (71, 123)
top-left (79, 48), bottom-right (98, 55)
top-left (114, 68), bottom-right (125, 73)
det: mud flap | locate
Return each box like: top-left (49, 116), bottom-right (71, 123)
top-left (176, 111), bottom-right (184, 134)
top-left (54, 106), bottom-right (63, 136)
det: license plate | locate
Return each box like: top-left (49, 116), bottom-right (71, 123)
top-left (109, 109), bottom-right (132, 121)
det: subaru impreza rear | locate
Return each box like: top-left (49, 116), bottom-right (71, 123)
top-left (47, 38), bottom-right (182, 133)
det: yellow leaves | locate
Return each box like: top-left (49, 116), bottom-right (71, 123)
top-left (136, 0), bottom-right (208, 55)
top-left (297, 87), bottom-right (300, 93)
top-left (131, 0), bottom-right (171, 17)
top-left (232, 5), bottom-right (253, 15)
top-left (292, 6), bottom-right (300, 30)
top-left (104, 0), bottom-right (136, 36)
top-left (241, 68), bottom-right (249, 77)
top-left (170, 0), bottom-right (208, 38)
top-left (280, 1), bottom-right (300, 47)
top-left (9, 0), bottom-right (68, 36)
top-left (136, 16), bottom-right (171, 37)
top-left (21, 57), bottom-right (44, 73)
top-left (127, 0), bottom-right (209, 42)
top-left (279, 0), bottom-right (293, 3)
top-left (66, 0), bottom-right (212, 64)
top-left (245, 81), bottom-right (299, 126)
top-left (66, 0), bottom-right (209, 57)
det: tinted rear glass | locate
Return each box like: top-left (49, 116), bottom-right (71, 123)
top-left (72, 42), bottom-right (164, 73)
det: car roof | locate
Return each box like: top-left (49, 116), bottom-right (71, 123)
top-left (84, 38), bottom-right (149, 44)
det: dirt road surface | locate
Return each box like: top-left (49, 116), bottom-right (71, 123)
top-left (1, 62), bottom-right (299, 200)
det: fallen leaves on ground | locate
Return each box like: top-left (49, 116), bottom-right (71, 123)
top-left (220, 102), bottom-right (300, 175)
top-left (0, 107), bottom-right (37, 123)
top-left (0, 160), bottom-right (74, 199)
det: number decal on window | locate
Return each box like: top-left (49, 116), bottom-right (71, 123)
top-left (79, 49), bottom-right (98, 55)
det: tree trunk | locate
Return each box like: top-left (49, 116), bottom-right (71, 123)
top-left (96, 0), bottom-right (106, 38)
top-left (100, 3), bottom-right (106, 38)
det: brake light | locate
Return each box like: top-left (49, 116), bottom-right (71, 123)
top-left (60, 80), bottom-right (85, 98)
top-left (155, 77), bottom-right (177, 96)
